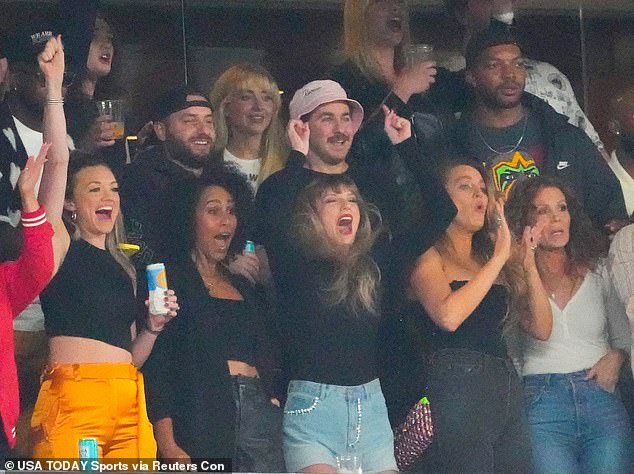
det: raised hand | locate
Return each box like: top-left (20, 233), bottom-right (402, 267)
top-left (78, 117), bottom-right (116, 152)
top-left (392, 60), bottom-right (437, 103)
top-left (492, 198), bottom-right (512, 264)
top-left (520, 220), bottom-right (545, 274)
top-left (287, 119), bottom-right (310, 156)
top-left (382, 105), bottom-right (411, 145)
top-left (228, 251), bottom-right (260, 285)
top-left (37, 35), bottom-right (65, 89)
top-left (18, 143), bottom-right (51, 213)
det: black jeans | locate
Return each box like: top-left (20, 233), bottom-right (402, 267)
top-left (413, 348), bottom-right (532, 473)
top-left (231, 375), bottom-right (285, 472)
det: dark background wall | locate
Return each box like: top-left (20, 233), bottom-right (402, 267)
top-left (2, 2), bottom-right (633, 149)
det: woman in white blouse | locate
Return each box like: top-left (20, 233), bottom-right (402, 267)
top-left (506, 176), bottom-right (634, 473)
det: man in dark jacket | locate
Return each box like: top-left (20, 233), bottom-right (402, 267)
top-left (452, 21), bottom-right (626, 229)
top-left (120, 86), bottom-right (217, 269)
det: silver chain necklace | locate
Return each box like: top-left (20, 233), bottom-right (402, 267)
top-left (474, 113), bottom-right (529, 155)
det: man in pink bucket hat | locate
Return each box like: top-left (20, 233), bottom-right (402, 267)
top-left (287, 79), bottom-right (364, 174)
top-left (254, 79), bottom-right (413, 280)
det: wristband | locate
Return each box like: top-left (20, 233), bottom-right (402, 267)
top-left (21, 206), bottom-right (47, 227)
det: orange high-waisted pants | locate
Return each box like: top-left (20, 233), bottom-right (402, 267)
top-left (31, 363), bottom-right (156, 459)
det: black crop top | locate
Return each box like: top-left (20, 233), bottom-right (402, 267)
top-left (41, 239), bottom-right (137, 351)
top-left (427, 281), bottom-right (509, 358)
top-left (210, 298), bottom-right (257, 367)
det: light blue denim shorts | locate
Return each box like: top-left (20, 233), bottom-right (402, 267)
top-left (282, 378), bottom-right (397, 472)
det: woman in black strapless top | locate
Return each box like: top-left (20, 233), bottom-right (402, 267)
top-left (408, 158), bottom-right (552, 473)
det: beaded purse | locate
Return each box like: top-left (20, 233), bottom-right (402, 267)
top-left (393, 396), bottom-right (434, 470)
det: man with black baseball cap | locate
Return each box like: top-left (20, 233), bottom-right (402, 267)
top-left (443, 0), bottom-right (606, 155)
top-left (0, 24), bottom-right (74, 228)
top-left (451, 21), bottom-right (626, 230)
top-left (120, 85), bottom-right (218, 269)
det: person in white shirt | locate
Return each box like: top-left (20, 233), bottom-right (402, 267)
top-left (209, 64), bottom-right (288, 193)
top-left (506, 175), bottom-right (633, 474)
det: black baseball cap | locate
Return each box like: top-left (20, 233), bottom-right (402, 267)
top-left (152, 85), bottom-right (212, 121)
top-left (4, 24), bottom-right (59, 65)
top-left (465, 20), bottom-right (520, 70)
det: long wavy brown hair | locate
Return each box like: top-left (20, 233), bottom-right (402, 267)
top-left (64, 151), bottom-right (136, 292)
top-left (505, 175), bottom-right (609, 274)
top-left (433, 157), bottom-right (526, 333)
top-left (292, 174), bottom-right (383, 316)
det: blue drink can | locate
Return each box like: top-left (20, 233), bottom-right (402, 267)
top-left (244, 240), bottom-right (256, 253)
top-left (147, 263), bottom-right (168, 315)
top-left (78, 437), bottom-right (99, 471)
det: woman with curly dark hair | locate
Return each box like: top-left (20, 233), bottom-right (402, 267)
top-left (505, 175), bottom-right (634, 473)
top-left (142, 164), bottom-right (284, 471)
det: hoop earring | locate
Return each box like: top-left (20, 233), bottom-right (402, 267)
top-left (71, 210), bottom-right (77, 222)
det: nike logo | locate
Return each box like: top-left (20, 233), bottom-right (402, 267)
top-left (556, 161), bottom-right (570, 170)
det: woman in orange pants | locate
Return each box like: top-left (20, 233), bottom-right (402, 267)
top-left (29, 38), bottom-right (178, 460)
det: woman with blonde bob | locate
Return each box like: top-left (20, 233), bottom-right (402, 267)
top-left (282, 173), bottom-right (399, 472)
top-left (209, 64), bottom-right (288, 192)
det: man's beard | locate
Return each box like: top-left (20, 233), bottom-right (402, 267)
top-left (162, 135), bottom-right (211, 170)
top-left (478, 82), bottom-right (524, 111)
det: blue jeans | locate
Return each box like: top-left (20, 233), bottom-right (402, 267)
top-left (282, 378), bottom-right (397, 472)
top-left (524, 371), bottom-right (634, 474)
top-left (231, 375), bottom-right (285, 472)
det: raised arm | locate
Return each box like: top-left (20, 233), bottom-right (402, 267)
top-left (410, 201), bottom-right (511, 332)
top-left (517, 224), bottom-right (552, 340)
top-left (37, 35), bottom-right (68, 223)
top-left (36, 35), bottom-right (71, 271)
top-left (4, 148), bottom-right (54, 316)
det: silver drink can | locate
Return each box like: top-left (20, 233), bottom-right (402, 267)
top-left (146, 263), bottom-right (168, 315)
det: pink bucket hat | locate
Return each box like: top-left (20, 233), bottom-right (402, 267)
top-left (289, 80), bottom-right (364, 134)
